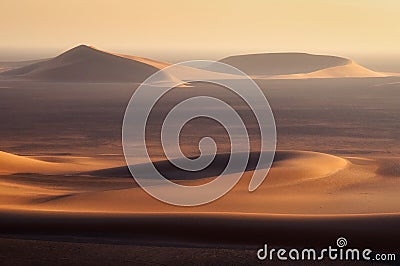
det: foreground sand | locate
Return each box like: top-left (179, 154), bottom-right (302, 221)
top-left (0, 149), bottom-right (399, 258)
top-left (0, 150), bottom-right (398, 215)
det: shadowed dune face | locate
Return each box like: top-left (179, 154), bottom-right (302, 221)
top-left (0, 149), bottom-right (347, 183)
top-left (0, 45), bottom-right (172, 83)
top-left (84, 150), bottom-right (347, 183)
top-left (376, 158), bottom-right (400, 177)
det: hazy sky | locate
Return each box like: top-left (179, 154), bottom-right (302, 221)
top-left (1, 0), bottom-right (399, 70)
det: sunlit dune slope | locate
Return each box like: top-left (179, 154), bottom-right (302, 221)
top-left (0, 151), bottom-right (61, 175)
top-left (0, 151), bottom-right (118, 175)
top-left (272, 60), bottom-right (386, 79)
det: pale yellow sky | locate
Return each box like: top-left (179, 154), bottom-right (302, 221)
top-left (1, 0), bottom-right (399, 69)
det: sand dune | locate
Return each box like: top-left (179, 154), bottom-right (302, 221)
top-left (0, 45), bottom-right (174, 83)
top-left (116, 53), bottom-right (171, 70)
top-left (271, 60), bottom-right (386, 79)
top-left (0, 151), bottom-right (120, 175)
top-left (0, 151), bottom-right (62, 175)
top-left (0, 59), bottom-right (47, 73)
top-left (0, 45), bottom-right (242, 83)
top-left (84, 150), bottom-right (347, 182)
top-left (2, 151), bottom-right (395, 215)
top-left (0, 150), bottom-right (395, 215)
top-left (219, 52), bottom-right (387, 79)
top-left (0, 151), bottom-right (398, 255)
top-left (2, 150), bottom-right (375, 214)
top-left (2, 48), bottom-right (391, 82)
top-left (0, 148), bottom-right (398, 253)
top-left (219, 53), bottom-right (350, 75)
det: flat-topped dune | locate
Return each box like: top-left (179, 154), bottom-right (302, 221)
top-left (220, 53), bottom-right (350, 75)
top-left (219, 52), bottom-right (387, 78)
top-left (0, 45), bottom-right (173, 83)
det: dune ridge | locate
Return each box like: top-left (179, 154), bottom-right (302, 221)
top-left (0, 150), bottom-right (364, 214)
top-left (270, 60), bottom-right (386, 79)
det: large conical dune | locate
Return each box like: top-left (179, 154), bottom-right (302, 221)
top-left (0, 45), bottom-right (173, 83)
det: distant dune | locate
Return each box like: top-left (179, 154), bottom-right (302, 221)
top-left (0, 59), bottom-right (47, 73)
top-left (0, 151), bottom-right (118, 175)
top-left (219, 53), bottom-right (350, 75)
top-left (219, 52), bottom-right (388, 79)
top-left (1, 48), bottom-right (393, 82)
top-left (0, 45), bottom-right (173, 83)
top-left (272, 60), bottom-right (386, 79)
top-left (0, 151), bottom-right (61, 175)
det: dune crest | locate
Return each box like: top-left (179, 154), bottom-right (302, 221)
top-left (271, 60), bottom-right (386, 79)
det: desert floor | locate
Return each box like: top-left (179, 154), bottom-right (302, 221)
top-left (0, 77), bottom-right (399, 264)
